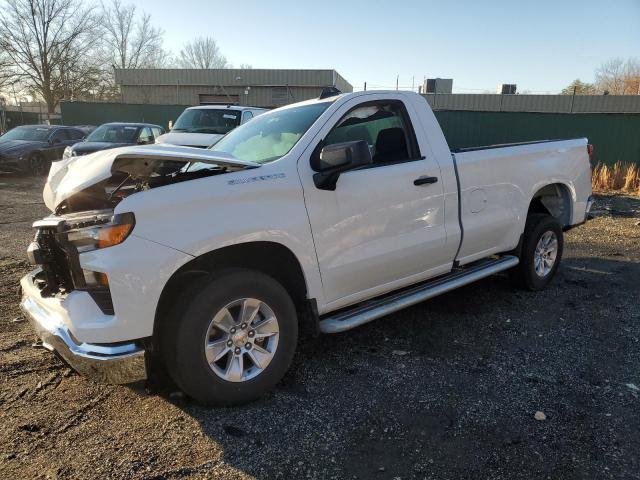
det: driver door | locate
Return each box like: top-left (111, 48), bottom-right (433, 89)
top-left (298, 95), bottom-right (451, 311)
top-left (47, 129), bottom-right (72, 160)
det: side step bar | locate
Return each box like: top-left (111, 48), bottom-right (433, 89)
top-left (318, 255), bottom-right (519, 334)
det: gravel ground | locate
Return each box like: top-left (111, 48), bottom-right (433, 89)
top-left (0, 174), bottom-right (639, 480)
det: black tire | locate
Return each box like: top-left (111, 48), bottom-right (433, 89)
top-left (28, 153), bottom-right (49, 176)
top-left (162, 269), bottom-right (298, 406)
top-left (510, 214), bottom-right (564, 291)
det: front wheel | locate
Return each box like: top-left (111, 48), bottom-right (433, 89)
top-left (28, 153), bottom-right (49, 176)
top-left (511, 214), bottom-right (564, 291)
top-left (162, 269), bottom-right (298, 406)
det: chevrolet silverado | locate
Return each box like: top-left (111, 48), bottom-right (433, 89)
top-left (20, 90), bottom-right (593, 405)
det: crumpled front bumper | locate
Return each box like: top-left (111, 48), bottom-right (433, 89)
top-left (19, 271), bottom-right (146, 384)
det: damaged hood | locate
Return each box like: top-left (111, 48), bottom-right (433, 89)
top-left (43, 144), bottom-right (259, 212)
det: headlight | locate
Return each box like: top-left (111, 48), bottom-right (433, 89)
top-left (66, 212), bottom-right (135, 253)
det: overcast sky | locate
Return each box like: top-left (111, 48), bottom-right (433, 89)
top-left (135, 0), bottom-right (640, 93)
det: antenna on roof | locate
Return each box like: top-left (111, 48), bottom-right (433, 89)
top-left (319, 86), bottom-right (341, 99)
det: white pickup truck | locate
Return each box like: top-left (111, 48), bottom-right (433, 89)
top-left (21, 90), bottom-right (593, 405)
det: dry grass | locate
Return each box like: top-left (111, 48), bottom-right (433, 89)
top-left (592, 162), bottom-right (640, 195)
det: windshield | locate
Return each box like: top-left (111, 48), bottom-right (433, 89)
top-left (86, 124), bottom-right (140, 143)
top-left (209, 102), bottom-right (331, 164)
top-left (172, 109), bottom-right (241, 134)
top-left (1, 126), bottom-right (50, 142)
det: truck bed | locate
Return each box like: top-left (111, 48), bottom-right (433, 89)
top-left (451, 137), bottom-right (592, 266)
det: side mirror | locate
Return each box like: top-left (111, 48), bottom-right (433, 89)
top-left (311, 140), bottom-right (372, 190)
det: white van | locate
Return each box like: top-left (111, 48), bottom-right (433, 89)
top-left (156, 105), bottom-right (267, 148)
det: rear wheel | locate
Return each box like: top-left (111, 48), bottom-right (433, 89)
top-left (162, 269), bottom-right (298, 406)
top-left (511, 214), bottom-right (563, 290)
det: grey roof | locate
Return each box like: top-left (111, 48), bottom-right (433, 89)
top-left (185, 105), bottom-right (267, 111)
top-left (115, 68), bottom-right (352, 89)
top-left (102, 122), bottom-right (163, 128)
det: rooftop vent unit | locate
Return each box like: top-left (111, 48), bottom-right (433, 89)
top-left (497, 84), bottom-right (517, 95)
top-left (423, 78), bottom-right (453, 94)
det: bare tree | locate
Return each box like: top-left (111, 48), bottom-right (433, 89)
top-left (0, 0), bottom-right (99, 113)
top-left (622, 59), bottom-right (640, 95)
top-left (561, 79), bottom-right (597, 95)
top-left (100, 0), bottom-right (167, 70)
top-left (178, 37), bottom-right (229, 69)
top-left (595, 57), bottom-right (640, 95)
top-left (0, 48), bottom-right (14, 90)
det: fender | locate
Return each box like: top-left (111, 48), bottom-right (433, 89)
top-left (115, 155), bottom-right (326, 308)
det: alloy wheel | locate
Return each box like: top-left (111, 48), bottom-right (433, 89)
top-left (204, 298), bottom-right (280, 382)
top-left (533, 230), bottom-right (558, 277)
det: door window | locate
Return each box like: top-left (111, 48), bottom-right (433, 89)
top-left (151, 127), bottom-right (163, 139)
top-left (138, 127), bottom-right (154, 144)
top-left (324, 101), bottom-right (420, 165)
top-left (68, 129), bottom-right (85, 140)
top-left (242, 111), bottom-right (254, 124)
top-left (50, 129), bottom-right (70, 144)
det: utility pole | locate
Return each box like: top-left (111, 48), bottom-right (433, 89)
top-left (570, 85), bottom-right (576, 113)
top-left (412, 76), bottom-right (415, 92)
top-left (363, 82), bottom-right (367, 91)
top-left (396, 75), bottom-right (399, 91)
top-left (11, 82), bottom-right (23, 124)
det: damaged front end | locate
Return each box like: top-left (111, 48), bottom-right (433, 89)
top-left (45, 144), bottom-right (259, 214)
top-left (35, 144), bottom-right (259, 304)
top-left (20, 210), bottom-right (147, 384)
top-left (21, 145), bottom-right (259, 384)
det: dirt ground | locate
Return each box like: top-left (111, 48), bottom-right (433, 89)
top-left (0, 175), bottom-right (639, 480)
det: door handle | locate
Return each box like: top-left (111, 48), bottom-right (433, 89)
top-left (413, 176), bottom-right (438, 186)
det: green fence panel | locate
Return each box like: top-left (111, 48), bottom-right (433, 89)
top-left (434, 111), bottom-right (640, 166)
top-left (60, 102), bottom-right (640, 166)
top-left (60, 102), bottom-right (190, 130)
top-left (2, 110), bottom-right (41, 131)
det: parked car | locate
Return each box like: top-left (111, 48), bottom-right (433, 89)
top-left (74, 125), bottom-right (98, 136)
top-left (21, 90), bottom-right (593, 405)
top-left (62, 122), bottom-right (165, 160)
top-left (156, 105), bottom-right (267, 148)
top-left (0, 125), bottom-right (86, 175)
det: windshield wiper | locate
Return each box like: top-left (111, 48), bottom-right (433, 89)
top-left (188, 128), bottom-right (227, 134)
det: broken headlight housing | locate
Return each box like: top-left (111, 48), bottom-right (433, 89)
top-left (66, 212), bottom-right (135, 253)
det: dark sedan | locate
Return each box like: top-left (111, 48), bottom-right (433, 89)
top-left (63, 122), bottom-right (164, 160)
top-left (0, 125), bottom-right (87, 175)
